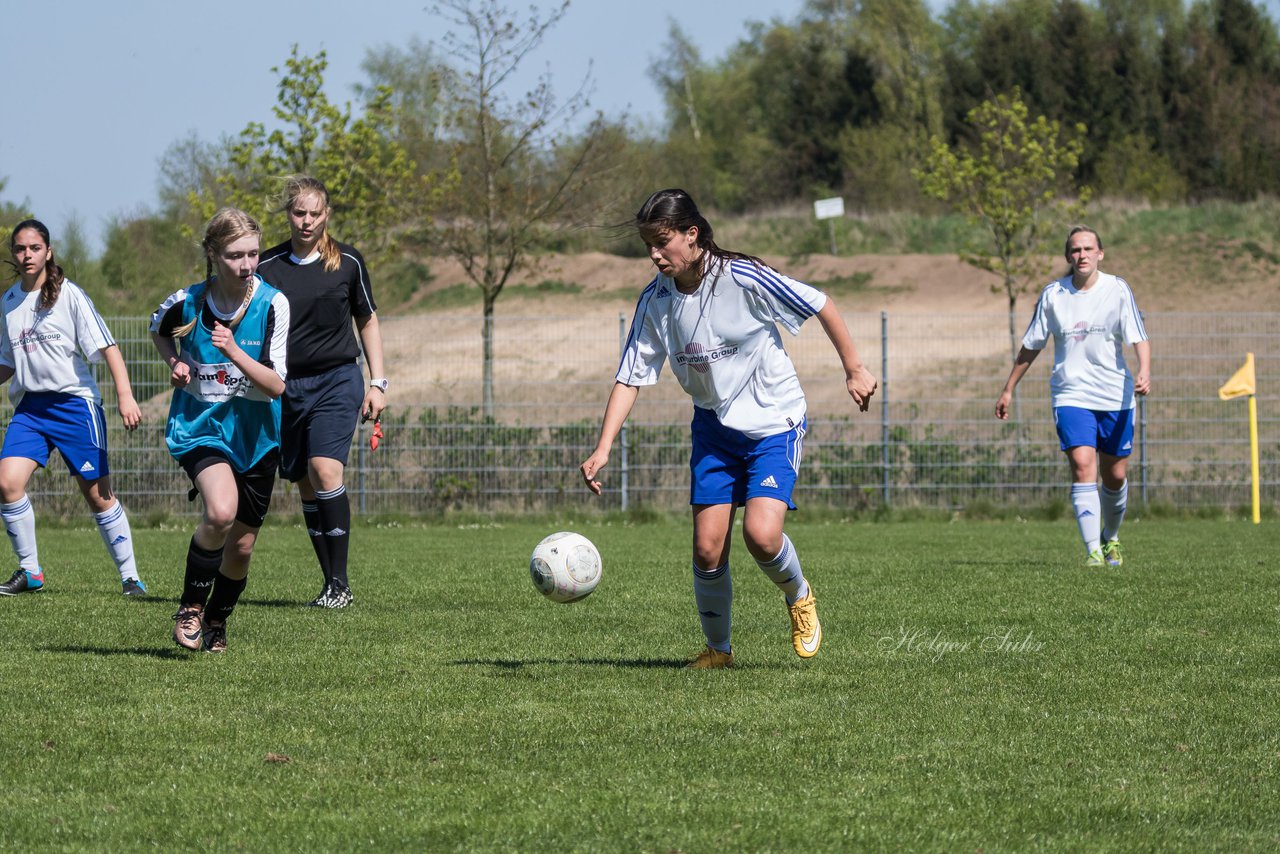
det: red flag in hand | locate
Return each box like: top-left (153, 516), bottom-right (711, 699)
top-left (370, 420), bottom-right (383, 451)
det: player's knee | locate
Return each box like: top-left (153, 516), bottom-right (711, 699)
top-left (742, 522), bottom-right (782, 560)
top-left (224, 539), bottom-right (255, 568)
top-left (200, 507), bottom-right (238, 536)
top-left (0, 478), bottom-right (26, 503)
top-left (692, 539), bottom-right (728, 570)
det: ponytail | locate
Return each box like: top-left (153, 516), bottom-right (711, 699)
top-left (319, 232), bottom-right (341, 273)
top-left (38, 257), bottom-right (65, 311)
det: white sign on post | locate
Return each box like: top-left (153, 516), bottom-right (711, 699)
top-left (813, 197), bottom-right (845, 220)
top-left (813, 197), bottom-right (845, 254)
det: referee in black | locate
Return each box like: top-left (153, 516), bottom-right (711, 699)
top-left (258, 175), bottom-right (387, 608)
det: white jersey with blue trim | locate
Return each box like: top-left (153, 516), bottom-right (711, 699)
top-left (0, 279), bottom-right (115, 407)
top-left (616, 256), bottom-right (827, 439)
top-left (1021, 272), bottom-right (1148, 410)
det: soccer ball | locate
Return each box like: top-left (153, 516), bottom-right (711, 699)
top-left (529, 531), bottom-right (602, 603)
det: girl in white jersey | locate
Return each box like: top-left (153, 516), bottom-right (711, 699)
top-left (996, 226), bottom-right (1151, 567)
top-left (0, 219), bottom-right (144, 598)
top-left (581, 189), bottom-right (878, 669)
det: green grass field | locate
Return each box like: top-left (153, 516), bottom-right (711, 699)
top-left (2, 517), bottom-right (1278, 851)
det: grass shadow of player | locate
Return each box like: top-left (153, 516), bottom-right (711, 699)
top-left (450, 656), bottom-right (753, 670)
top-left (40, 644), bottom-right (190, 660)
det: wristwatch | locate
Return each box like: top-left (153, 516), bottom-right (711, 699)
top-left (370, 378), bottom-right (389, 393)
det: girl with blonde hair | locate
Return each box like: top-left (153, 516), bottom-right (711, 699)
top-left (257, 175), bottom-right (386, 609)
top-left (151, 208), bottom-right (291, 652)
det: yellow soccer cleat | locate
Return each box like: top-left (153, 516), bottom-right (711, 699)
top-left (788, 590), bottom-right (822, 658)
top-left (686, 646), bottom-right (735, 670)
top-left (1085, 548), bottom-right (1106, 568)
top-left (1102, 539), bottom-right (1124, 568)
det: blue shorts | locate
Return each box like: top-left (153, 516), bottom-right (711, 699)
top-left (1054, 406), bottom-right (1134, 456)
top-left (280, 362), bottom-right (365, 482)
top-left (1, 392), bottom-right (110, 480)
top-left (689, 407), bottom-right (804, 508)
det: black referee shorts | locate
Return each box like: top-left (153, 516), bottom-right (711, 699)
top-left (280, 361), bottom-right (365, 483)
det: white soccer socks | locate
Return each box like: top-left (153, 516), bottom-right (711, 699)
top-left (692, 562), bottom-right (733, 653)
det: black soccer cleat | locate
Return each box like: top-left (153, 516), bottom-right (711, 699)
top-left (0, 567), bottom-right (44, 596)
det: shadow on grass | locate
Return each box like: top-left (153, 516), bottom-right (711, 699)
top-left (121, 594), bottom-right (174, 604)
top-left (133, 595), bottom-right (302, 609)
top-left (450, 657), bottom-right (718, 670)
top-left (40, 644), bottom-right (190, 660)
top-left (237, 597), bottom-right (307, 609)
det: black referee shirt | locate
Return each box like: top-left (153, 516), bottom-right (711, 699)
top-left (258, 240), bottom-right (377, 377)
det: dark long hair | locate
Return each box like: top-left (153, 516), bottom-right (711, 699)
top-left (9, 219), bottom-right (65, 310)
top-left (634, 189), bottom-right (764, 280)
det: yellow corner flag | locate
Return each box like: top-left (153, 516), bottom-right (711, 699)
top-left (1219, 353), bottom-right (1256, 400)
top-left (1218, 353), bottom-right (1261, 523)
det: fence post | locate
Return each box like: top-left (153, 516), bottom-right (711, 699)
top-left (881, 311), bottom-right (890, 509)
top-left (1138, 393), bottom-right (1148, 507)
top-left (356, 354), bottom-right (367, 514)
top-left (618, 313), bottom-right (629, 512)
top-left (357, 425), bottom-right (367, 514)
top-left (1138, 310), bottom-right (1148, 508)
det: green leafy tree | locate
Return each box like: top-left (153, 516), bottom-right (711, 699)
top-left (358, 38), bottom-right (450, 180)
top-left (98, 215), bottom-right (197, 314)
top-left (820, 0), bottom-right (944, 208)
top-left (915, 89), bottom-right (1089, 358)
top-left (1094, 133), bottom-right (1187, 202)
top-left (55, 214), bottom-right (96, 289)
top-left (188, 46), bottom-right (431, 270)
top-left (431, 0), bottom-right (623, 417)
top-left (0, 177), bottom-right (33, 241)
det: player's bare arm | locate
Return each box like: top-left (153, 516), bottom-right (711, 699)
top-left (152, 332), bottom-right (191, 389)
top-left (816, 299), bottom-right (876, 411)
top-left (213, 322), bottom-right (285, 399)
top-left (1133, 340), bottom-right (1152, 395)
top-left (996, 347), bottom-right (1042, 420)
top-left (356, 312), bottom-right (387, 422)
top-left (102, 345), bottom-right (141, 431)
top-left (581, 382), bottom-right (640, 495)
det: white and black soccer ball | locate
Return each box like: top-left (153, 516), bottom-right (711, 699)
top-left (529, 531), bottom-right (602, 603)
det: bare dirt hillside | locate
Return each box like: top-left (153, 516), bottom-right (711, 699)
top-left (380, 247), bottom-right (1277, 414)
top-left (415, 248), bottom-right (1279, 314)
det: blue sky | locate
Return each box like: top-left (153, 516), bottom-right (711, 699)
top-left (6, 0), bottom-right (1279, 254)
top-left (3, 0), bottom-right (804, 253)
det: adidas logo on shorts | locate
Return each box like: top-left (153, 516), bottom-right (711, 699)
top-left (760, 475), bottom-right (779, 489)
top-left (79, 460), bottom-right (95, 473)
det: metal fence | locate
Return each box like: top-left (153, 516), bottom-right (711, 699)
top-left (13, 311), bottom-right (1278, 516)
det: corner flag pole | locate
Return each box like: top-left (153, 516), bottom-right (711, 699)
top-left (1218, 353), bottom-right (1260, 524)
top-left (1248, 393), bottom-right (1260, 524)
